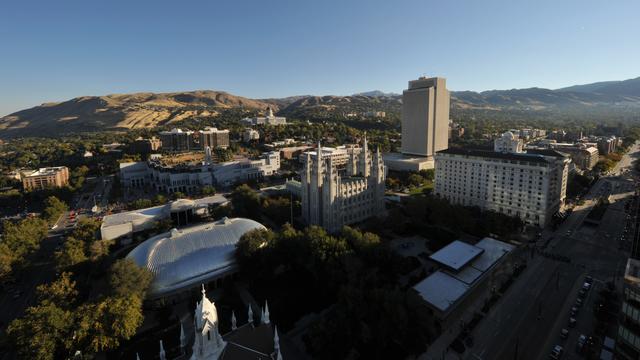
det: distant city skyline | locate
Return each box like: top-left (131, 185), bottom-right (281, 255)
top-left (1, 0), bottom-right (639, 116)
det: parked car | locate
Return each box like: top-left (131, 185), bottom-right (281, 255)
top-left (550, 345), bottom-right (564, 359)
top-left (560, 328), bottom-right (569, 339)
top-left (569, 317), bottom-right (577, 327)
top-left (577, 334), bottom-right (587, 353)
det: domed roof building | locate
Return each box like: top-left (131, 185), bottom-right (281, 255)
top-left (127, 217), bottom-right (266, 298)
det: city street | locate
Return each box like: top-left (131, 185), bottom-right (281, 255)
top-left (466, 142), bottom-right (640, 360)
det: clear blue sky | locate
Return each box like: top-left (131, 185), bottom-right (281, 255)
top-left (1, 0), bottom-right (638, 116)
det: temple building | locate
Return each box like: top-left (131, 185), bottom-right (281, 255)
top-left (140, 286), bottom-right (284, 360)
top-left (301, 136), bottom-right (386, 232)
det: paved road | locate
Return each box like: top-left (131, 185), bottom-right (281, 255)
top-left (466, 142), bottom-right (640, 360)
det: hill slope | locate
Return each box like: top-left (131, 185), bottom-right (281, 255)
top-left (2, 77), bottom-right (640, 138)
top-left (0, 90), bottom-right (275, 138)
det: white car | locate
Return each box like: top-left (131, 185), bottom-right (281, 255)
top-left (550, 345), bottom-right (563, 359)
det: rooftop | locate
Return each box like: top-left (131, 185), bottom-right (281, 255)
top-left (127, 217), bottom-right (265, 297)
top-left (438, 147), bottom-right (567, 164)
top-left (413, 237), bottom-right (515, 314)
top-left (429, 240), bottom-right (484, 271)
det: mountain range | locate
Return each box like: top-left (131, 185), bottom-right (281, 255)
top-left (1, 77), bottom-right (639, 138)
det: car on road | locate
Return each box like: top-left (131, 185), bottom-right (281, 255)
top-left (569, 317), bottom-right (577, 327)
top-left (550, 345), bottom-right (563, 359)
top-left (560, 328), bottom-right (569, 339)
top-left (577, 334), bottom-right (586, 352)
top-left (583, 282), bottom-right (591, 291)
top-left (570, 306), bottom-right (578, 316)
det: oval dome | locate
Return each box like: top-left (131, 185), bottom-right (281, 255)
top-left (127, 217), bottom-right (266, 297)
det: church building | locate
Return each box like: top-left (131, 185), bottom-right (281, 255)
top-left (301, 136), bottom-right (386, 232)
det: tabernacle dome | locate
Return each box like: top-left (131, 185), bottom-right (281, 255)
top-left (127, 217), bottom-right (266, 298)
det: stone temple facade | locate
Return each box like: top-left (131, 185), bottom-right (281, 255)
top-left (301, 136), bottom-right (386, 233)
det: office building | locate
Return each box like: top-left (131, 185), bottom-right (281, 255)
top-left (159, 128), bottom-right (197, 152)
top-left (551, 143), bottom-right (599, 170)
top-left (385, 76), bottom-right (450, 171)
top-left (200, 127), bottom-right (230, 149)
top-left (130, 137), bottom-right (162, 154)
top-left (120, 152), bottom-right (280, 193)
top-left (243, 128), bottom-right (260, 142)
top-left (494, 131), bottom-right (524, 153)
top-left (434, 147), bottom-right (570, 227)
top-left (301, 137), bottom-right (385, 232)
top-left (617, 258), bottom-right (640, 359)
top-left (21, 166), bottom-right (70, 191)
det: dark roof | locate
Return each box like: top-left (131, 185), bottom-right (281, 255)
top-left (437, 148), bottom-right (565, 164)
top-left (221, 323), bottom-right (275, 360)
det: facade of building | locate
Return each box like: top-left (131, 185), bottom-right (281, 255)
top-left (434, 148), bottom-right (570, 226)
top-left (300, 145), bottom-right (362, 167)
top-left (596, 136), bottom-right (620, 155)
top-left (385, 76), bottom-right (450, 171)
top-left (159, 128), bottom-right (198, 152)
top-left (120, 152), bottom-right (280, 193)
top-left (401, 77), bottom-right (450, 157)
top-left (21, 166), bottom-right (70, 190)
top-left (241, 107), bottom-right (287, 126)
top-left (301, 138), bottom-right (386, 232)
top-left (551, 144), bottom-right (599, 170)
top-left (200, 127), bottom-right (230, 149)
top-left (494, 131), bottom-right (524, 153)
top-left (617, 258), bottom-right (640, 359)
top-left (130, 137), bottom-right (162, 154)
top-left (242, 128), bottom-right (260, 143)
top-left (145, 287), bottom-right (283, 360)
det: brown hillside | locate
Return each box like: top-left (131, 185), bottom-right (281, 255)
top-left (0, 90), bottom-right (275, 138)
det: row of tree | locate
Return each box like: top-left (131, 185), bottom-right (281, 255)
top-left (7, 259), bottom-right (152, 359)
top-left (235, 225), bottom-right (433, 359)
top-left (0, 217), bottom-right (49, 280)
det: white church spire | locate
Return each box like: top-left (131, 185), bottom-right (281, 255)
top-left (264, 300), bottom-right (270, 324)
top-left (179, 321), bottom-right (186, 354)
top-left (231, 310), bottom-right (237, 330)
top-left (248, 304), bottom-right (254, 325)
top-left (274, 326), bottom-right (283, 360)
top-left (159, 340), bottom-right (166, 360)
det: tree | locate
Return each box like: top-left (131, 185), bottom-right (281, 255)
top-left (54, 237), bottom-right (88, 270)
top-left (231, 184), bottom-right (262, 219)
top-left (70, 218), bottom-right (100, 244)
top-left (108, 259), bottom-right (153, 298)
top-left (7, 302), bottom-right (73, 360)
top-left (0, 243), bottom-right (14, 279)
top-left (407, 173), bottom-right (424, 187)
top-left (36, 272), bottom-right (78, 305)
top-left (88, 239), bottom-right (113, 261)
top-left (74, 294), bottom-right (144, 353)
top-left (42, 196), bottom-right (68, 225)
top-left (202, 185), bottom-right (216, 195)
top-left (129, 198), bottom-right (153, 210)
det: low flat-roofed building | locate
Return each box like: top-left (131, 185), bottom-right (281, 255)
top-left (412, 237), bottom-right (515, 322)
top-left (21, 166), bottom-right (69, 190)
top-left (383, 152), bottom-right (435, 171)
top-left (100, 195), bottom-right (228, 241)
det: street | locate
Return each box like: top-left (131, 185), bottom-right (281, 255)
top-left (466, 142), bottom-right (640, 360)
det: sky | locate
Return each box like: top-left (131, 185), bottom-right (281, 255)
top-left (1, 0), bottom-right (639, 116)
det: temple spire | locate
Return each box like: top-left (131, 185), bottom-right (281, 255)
top-left (260, 307), bottom-right (265, 324)
top-left (159, 340), bottom-right (166, 360)
top-left (179, 321), bottom-right (186, 354)
top-left (201, 284), bottom-right (206, 297)
top-left (264, 300), bottom-right (270, 324)
top-left (248, 304), bottom-right (254, 325)
top-left (136, 353), bottom-right (141, 360)
top-left (274, 326), bottom-right (283, 360)
top-left (231, 310), bottom-right (237, 330)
